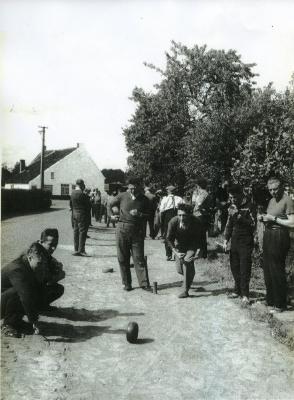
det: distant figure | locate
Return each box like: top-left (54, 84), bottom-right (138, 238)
top-left (154, 189), bottom-right (164, 239)
top-left (192, 178), bottom-right (210, 258)
top-left (258, 176), bottom-right (294, 313)
top-left (70, 179), bottom-right (91, 256)
top-left (110, 178), bottom-right (151, 292)
top-left (215, 179), bottom-right (230, 232)
top-left (160, 186), bottom-right (184, 261)
top-left (1, 242), bottom-right (50, 338)
top-left (223, 184), bottom-right (256, 305)
top-left (106, 191), bottom-right (117, 228)
top-left (100, 191), bottom-right (108, 224)
top-left (93, 189), bottom-right (102, 222)
top-left (38, 228), bottom-right (65, 310)
top-left (144, 186), bottom-right (157, 239)
top-left (166, 204), bottom-right (201, 298)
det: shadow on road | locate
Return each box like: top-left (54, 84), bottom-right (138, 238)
top-left (191, 287), bottom-right (228, 297)
top-left (135, 338), bottom-right (154, 344)
top-left (41, 307), bottom-right (144, 322)
top-left (157, 281), bottom-right (183, 290)
top-left (89, 227), bottom-right (115, 234)
top-left (1, 207), bottom-right (66, 221)
top-left (39, 321), bottom-right (112, 343)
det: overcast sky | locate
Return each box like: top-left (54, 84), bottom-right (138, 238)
top-left (1, 0), bottom-right (294, 171)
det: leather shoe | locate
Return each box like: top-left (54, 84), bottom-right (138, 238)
top-left (141, 286), bottom-right (152, 292)
top-left (178, 291), bottom-right (189, 298)
top-left (123, 285), bottom-right (133, 291)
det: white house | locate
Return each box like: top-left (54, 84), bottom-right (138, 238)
top-left (5, 143), bottom-right (106, 196)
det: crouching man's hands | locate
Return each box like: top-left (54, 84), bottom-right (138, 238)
top-left (32, 322), bottom-right (40, 335)
top-left (172, 248), bottom-right (185, 259)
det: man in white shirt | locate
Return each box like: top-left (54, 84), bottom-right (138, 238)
top-left (160, 185), bottom-right (184, 260)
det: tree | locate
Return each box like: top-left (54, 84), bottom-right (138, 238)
top-left (1, 164), bottom-right (13, 187)
top-left (101, 169), bottom-right (126, 184)
top-left (231, 84), bottom-right (294, 201)
top-left (123, 42), bottom-right (257, 190)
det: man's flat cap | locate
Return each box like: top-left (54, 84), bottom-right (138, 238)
top-left (166, 185), bottom-right (176, 192)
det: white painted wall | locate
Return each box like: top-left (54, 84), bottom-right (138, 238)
top-left (29, 145), bottom-right (105, 196)
top-left (4, 183), bottom-right (30, 190)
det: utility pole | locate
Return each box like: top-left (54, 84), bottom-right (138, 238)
top-left (38, 126), bottom-right (48, 190)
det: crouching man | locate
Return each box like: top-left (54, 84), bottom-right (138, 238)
top-left (38, 228), bottom-right (65, 310)
top-left (166, 204), bottom-right (201, 298)
top-left (1, 242), bottom-right (50, 338)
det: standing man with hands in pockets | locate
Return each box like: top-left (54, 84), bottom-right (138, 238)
top-left (110, 178), bottom-right (151, 292)
top-left (70, 179), bottom-right (92, 256)
top-left (223, 184), bottom-right (256, 305)
top-left (258, 176), bottom-right (294, 313)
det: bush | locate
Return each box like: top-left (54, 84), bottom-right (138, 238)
top-left (1, 189), bottom-right (51, 217)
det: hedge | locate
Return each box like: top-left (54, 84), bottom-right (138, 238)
top-left (1, 189), bottom-right (52, 216)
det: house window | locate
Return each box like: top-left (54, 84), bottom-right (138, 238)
top-left (44, 185), bottom-right (53, 193)
top-left (61, 184), bottom-right (69, 196)
top-left (72, 184), bottom-right (75, 190)
top-left (51, 172), bottom-right (54, 179)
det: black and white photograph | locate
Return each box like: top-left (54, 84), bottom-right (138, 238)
top-left (1, 1), bottom-right (294, 399)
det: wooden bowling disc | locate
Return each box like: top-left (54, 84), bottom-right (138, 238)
top-left (126, 322), bottom-right (139, 343)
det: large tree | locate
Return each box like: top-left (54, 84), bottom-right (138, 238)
top-left (231, 83), bottom-right (294, 197)
top-left (123, 42), bottom-right (257, 190)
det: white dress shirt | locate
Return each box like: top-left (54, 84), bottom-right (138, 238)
top-left (159, 194), bottom-right (184, 213)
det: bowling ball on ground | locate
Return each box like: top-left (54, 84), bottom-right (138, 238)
top-left (126, 322), bottom-right (139, 343)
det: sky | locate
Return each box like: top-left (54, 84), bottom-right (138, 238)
top-left (1, 0), bottom-right (294, 171)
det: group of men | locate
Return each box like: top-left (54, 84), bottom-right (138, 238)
top-left (2, 174), bottom-right (293, 338)
top-left (223, 177), bottom-right (294, 312)
top-left (1, 229), bottom-right (65, 337)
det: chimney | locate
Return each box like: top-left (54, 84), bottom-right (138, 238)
top-left (19, 159), bottom-right (26, 173)
top-left (77, 143), bottom-right (84, 148)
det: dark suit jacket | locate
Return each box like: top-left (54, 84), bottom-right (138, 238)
top-left (70, 189), bottom-right (91, 219)
top-left (1, 255), bottom-right (41, 323)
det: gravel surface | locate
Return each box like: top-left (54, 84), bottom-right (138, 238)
top-left (1, 202), bottom-right (294, 400)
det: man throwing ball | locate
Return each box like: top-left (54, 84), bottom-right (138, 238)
top-left (166, 204), bottom-right (201, 298)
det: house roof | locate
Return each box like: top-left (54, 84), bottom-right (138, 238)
top-left (9, 147), bottom-right (76, 183)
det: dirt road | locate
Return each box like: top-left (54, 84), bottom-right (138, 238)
top-left (1, 202), bottom-right (294, 400)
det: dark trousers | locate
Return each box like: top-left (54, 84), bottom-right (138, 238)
top-left (1, 284), bottom-right (64, 326)
top-left (175, 250), bottom-right (196, 292)
top-left (220, 208), bottom-right (228, 233)
top-left (230, 237), bottom-right (253, 297)
top-left (73, 213), bottom-right (88, 253)
top-left (107, 215), bottom-right (116, 228)
top-left (144, 212), bottom-right (156, 239)
top-left (196, 216), bottom-right (208, 258)
top-left (93, 203), bottom-right (101, 221)
top-left (162, 209), bottom-right (177, 257)
top-left (116, 222), bottom-right (148, 288)
top-left (263, 228), bottom-right (290, 309)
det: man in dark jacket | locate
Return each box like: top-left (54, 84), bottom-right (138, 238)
top-left (70, 179), bottom-right (91, 256)
top-left (143, 186), bottom-right (158, 239)
top-left (1, 242), bottom-right (50, 337)
top-left (38, 228), bottom-right (65, 309)
top-left (166, 203), bottom-right (201, 298)
top-left (110, 178), bottom-right (151, 292)
top-left (223, 184), bottom-right (256, 304)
